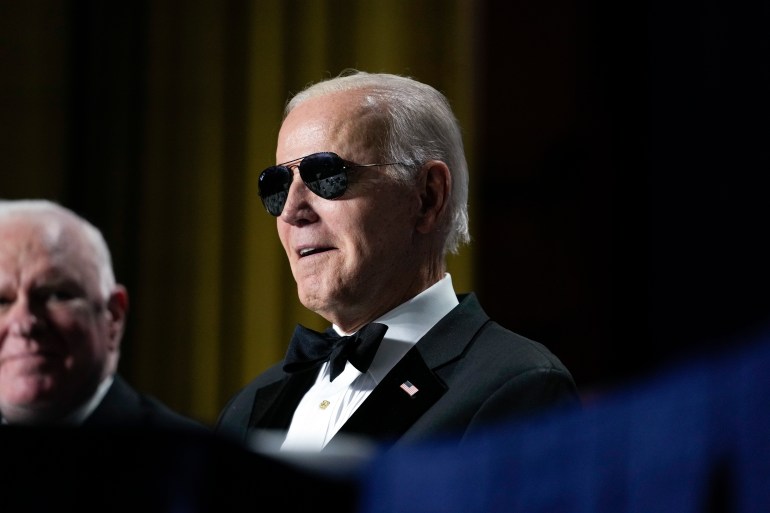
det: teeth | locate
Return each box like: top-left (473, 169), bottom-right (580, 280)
top-left (299, 248), bottom-right (316, 257)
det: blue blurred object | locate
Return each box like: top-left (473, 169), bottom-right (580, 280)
top-left (359, 325), bottom-right (770, 513)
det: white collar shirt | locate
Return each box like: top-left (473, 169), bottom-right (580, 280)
top-left (279, 273), bottom-right (459, 452)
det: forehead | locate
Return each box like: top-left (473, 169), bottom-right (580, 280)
top-left (0, 217), bottom-right (59, 257)
top-left (277, 90), bottom-right (385, 161)
top-left (0, 217), bottom-right (97, 286)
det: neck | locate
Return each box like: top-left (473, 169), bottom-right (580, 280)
top-left (328, 271), bottom-right (447, 333)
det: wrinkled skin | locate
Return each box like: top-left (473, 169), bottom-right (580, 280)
top-left (275, 88), bottom-right (451, 333)
top-left (0, 216), bottom-right (127, 424)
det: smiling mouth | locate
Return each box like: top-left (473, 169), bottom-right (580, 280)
top-left (299, 247), bottom-right (332, 258)
top-left (1, 351), bottom-right (60, 366)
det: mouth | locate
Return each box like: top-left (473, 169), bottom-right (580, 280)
top-left (298, 247), bottom-right (333, 258)
top-left (0, 351), bottom-right (59, 367)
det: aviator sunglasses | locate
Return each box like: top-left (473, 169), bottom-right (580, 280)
top-left (258, 151), bottom-right (408, 216)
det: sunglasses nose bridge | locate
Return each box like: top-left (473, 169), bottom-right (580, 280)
top-left (290, 165), bottom-right (316, 194)
top-left (279, 166), bottom-right (316, 216)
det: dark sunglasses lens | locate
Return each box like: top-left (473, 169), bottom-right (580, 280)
top-left (258, 166), bottom-right (292, 216)
top-left (299, 152), bottom-right (348, 200)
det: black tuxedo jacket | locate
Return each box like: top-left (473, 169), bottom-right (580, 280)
top-left (216, 293), bottom-right (579, 450)
top-left (0, 374), bottom-right (207, 431)
top-left (82, 374), bottom-right (207, 431)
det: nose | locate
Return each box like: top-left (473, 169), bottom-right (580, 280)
top-left (4, 298), bottom-right (45, 337)
top-left (280, 168), bottom-right (318, 224)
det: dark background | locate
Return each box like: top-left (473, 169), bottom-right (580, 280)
top-left (477, 0), bottom-right (769, 393)
top-left (2, 0), bottom-right (768, 415)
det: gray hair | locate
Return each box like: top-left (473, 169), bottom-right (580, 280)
top-left (285, 70), bottom-right (471, 255)
top-left (0, 199), bottom-right (116, 298)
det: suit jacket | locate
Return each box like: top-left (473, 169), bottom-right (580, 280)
top-left (216, 293), bottom-right (580, 451)
top-left (0, 374), bottom-right (207, 432)
top-left (84, 374), bottom-right (207, 432)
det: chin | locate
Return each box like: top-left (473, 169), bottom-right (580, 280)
top-left (299, 288), bottom-right (341, 319)
top-left (298, 293), bottom-right (324, 314)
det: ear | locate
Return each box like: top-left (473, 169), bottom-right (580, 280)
top-left (416, 160), bottom-right (451, 234)
top-left (105, 285), bottom-right (129, 350)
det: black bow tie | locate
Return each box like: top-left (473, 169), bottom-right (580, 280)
top-left (283, 322), bottom-right (388, 381)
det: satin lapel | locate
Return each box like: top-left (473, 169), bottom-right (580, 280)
top-left (414, 292), bottom-right (490, 368)
top-left (326, 294), bottom-right (489, 449)
top-left (331, 347), bottom-right (447, 446)
top-left (249, 369), bottom-right (319, 431)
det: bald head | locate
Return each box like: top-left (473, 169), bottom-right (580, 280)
top-left (0, 199), bottom-right (127, 424)
top-left (0, 200), bottom-right (116, 299)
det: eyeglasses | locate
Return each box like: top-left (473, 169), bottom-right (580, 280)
top-left (258, 151), bottom-right (407, 216)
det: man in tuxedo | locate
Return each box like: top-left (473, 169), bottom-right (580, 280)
top-left (0, 199), bottom-right (204, 431)
top-left (216, 71), bottom-right (579, 454)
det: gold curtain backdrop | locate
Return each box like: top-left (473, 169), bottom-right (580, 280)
top-left (2, 1), bottom-right (477, 425)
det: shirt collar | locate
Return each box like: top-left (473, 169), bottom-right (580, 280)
top-left (365, 273), bottom-right (459, 383)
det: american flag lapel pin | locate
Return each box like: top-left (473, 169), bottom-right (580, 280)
top-left (400, 380), bottom-right (419, 397)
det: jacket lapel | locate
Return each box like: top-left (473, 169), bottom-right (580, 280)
top-left (249, 369), bottom-right (319, 431)
top-left (250, 294), bottom-right (492, 449)
top-left (414, 292), bottom-right (489, 368)
top-left (331, 347), bottom-right (447, 447)
top-left (327, 293), bottom-right (490, 449)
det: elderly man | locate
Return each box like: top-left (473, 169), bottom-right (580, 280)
top-left (0, 199), bottom-right (204, 429)
top-left (216, 71), bottom-right (579, 453)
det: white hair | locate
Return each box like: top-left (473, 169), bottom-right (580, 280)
top-left (0, 199), bottom-right (116, 298)
top-left (285, 70), bottom-right (471, 255)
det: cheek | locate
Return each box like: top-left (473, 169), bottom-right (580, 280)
top-left (49, 308), bottom-right (91, 335)
top-left (360, 207), bottom-right (414, 251)
top-left (277, 225), bottom-right (298, 263)
top-left (49, 309), bottom-right (109, 357)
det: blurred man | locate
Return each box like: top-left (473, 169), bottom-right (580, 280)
top-left (0, 199), bottom-right (204, 429)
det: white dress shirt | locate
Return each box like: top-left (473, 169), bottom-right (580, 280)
top-left (280, 273), bottom-right (460, 452)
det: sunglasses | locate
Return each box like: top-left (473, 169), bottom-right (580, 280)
top-left (258, 151), bottom-right (406, 216)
